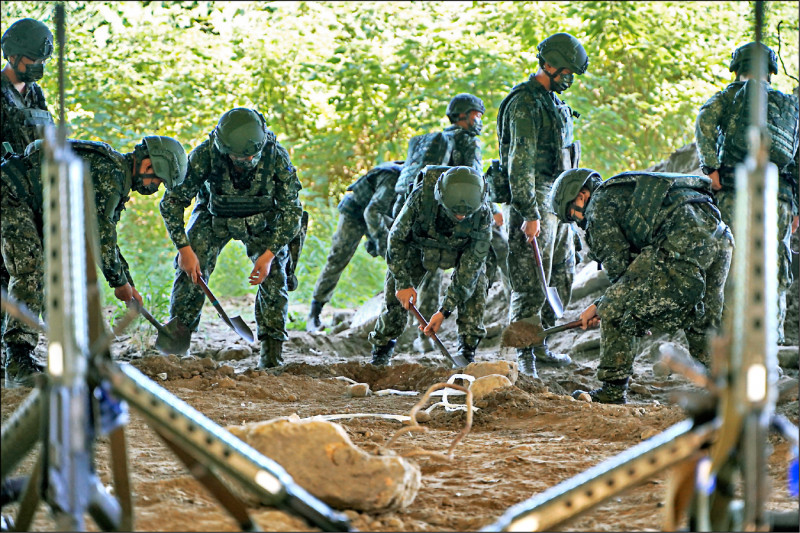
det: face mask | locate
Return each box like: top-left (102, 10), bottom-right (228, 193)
top-left (229, 153), bottom-right (261, 171)
top-left (467, 117), bottom-right (483, 136)
top-left (133, 172), bottom-right (161, 195)
top-left (547, 69), bottom-right (574, 93)
top-left (14, 59), bottom-right (45, 83)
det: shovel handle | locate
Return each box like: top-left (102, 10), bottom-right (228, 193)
top-left (128, 299), bottom-right (168, 335)
top-left (197, 277), bottom-right (233, 325)
top-left (408, 303), bottom-right (452, 359)
top-left (530, 236), bottom-right (547, 287)
top-left (542, 319), bottom-right (584, 337)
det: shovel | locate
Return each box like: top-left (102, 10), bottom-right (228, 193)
top-left (128, 300), bottom-right (191, 355)
top-left (408, 303), bottom-right (469, 368)
top-left (197, 277), bottom-right (255, 343)
top-left (531, 236), bottom-right (564, 319)
top-left (500, 318), bottom-right (585, 349)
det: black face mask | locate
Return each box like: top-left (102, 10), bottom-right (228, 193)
top-left (133, 172), bottom-right (161, 195)
top-left (546, 69), bottom-right (574, 94)
top-left (13, 58), bottom-right (45, 83)
top-left (467, 118), bottom-right (483, 136)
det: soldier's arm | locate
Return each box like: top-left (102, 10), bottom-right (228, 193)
top-left (159, 143), bottom-right (210, 249)
top-left (441, 211), bottom-right (493, 312)
top-left (585, 198), bottom-right (632, 286)
top-left (469, 135), bottom-right (483, 173)
top-left (695, 88), bottom-right (730, 171)
top-left (386, 191), bottom-right (420, 290)
top-left (256, 144), bottom-right (303, 255)
top-left (93, 172), bottom-right (135, 289)
top-left (364, 171), bottom-right (396, 248)
top-left (506, 98), bottom-right (542, 220)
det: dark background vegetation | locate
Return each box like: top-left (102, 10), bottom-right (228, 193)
top-left (2, 1), bottom-right (798, 327)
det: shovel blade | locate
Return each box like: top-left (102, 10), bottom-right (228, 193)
top-left (500, 320), bottom-right (546, 349)
top-left (229, 315), bottom-right (255, 343)
top-left (545, 287), bottom-right (564, 319)
top-left (155, 318), bottom-right (192, 356)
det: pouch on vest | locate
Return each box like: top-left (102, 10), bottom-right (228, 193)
top-left (561, 140), bottom-right (581, 171)
top-left (396, 132), bottom-right (453, 195)
top-left (484, 159), bottom-right (511, 204)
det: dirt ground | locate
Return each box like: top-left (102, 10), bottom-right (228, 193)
top-left (2, 277), bottom-right (798, 532)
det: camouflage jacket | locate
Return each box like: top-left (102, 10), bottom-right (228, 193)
top-left (1, 141), bottom-right (136, 288)
top-left (160, 135), bottom-right (302, 255)
top-left (387, 187), bottom-right (492, 312)
top-left (0, 72), bottom-right (54, 154)
top-left (497, 75), bottom-right (576, 221)
top-left (338, 162), bottom-right (403, 246)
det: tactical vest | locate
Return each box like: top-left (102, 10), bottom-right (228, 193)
top-left (409, 165), bottom-right (489, 271)
top-left (1, 80), bottom-right (54, 153)
top-left (339, 161), bottom-right (403, 217)
top-left (721, 80), bottom-right (799, 169)
top-left (204, 132), bottom-right (278, 218)
top-left (599, 172), bottom-right (717, 251)
top-left (395, 131), bottom-right (455, 196)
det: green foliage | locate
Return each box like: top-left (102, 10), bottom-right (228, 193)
top-left (2, 1), bottom-right (798, 311)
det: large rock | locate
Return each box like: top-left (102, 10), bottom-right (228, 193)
top-left (570, 261), bottom-right (610, 302)
top-left (349, 294), bottom-right (385, 334)
top-left (229, 415), bottom-right (420, 512)
top-left (463, 361), bottom-right (518, 385)
top-left (470, 374), bottom-right (514, 400)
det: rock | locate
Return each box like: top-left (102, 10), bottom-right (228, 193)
top-left (575, 392), bottom-right (592, 403)
top-left (157, 372), bottom-right (168, 381)
top-left (629, 383), bottom-right (652, 397)
top-left (777, 377), bottom-right (799, 405)
top-left (415, 411), bottom-right (431, 423)
top-left (652, 361), bottom-right (672, 378)
top-left (470, 374), bottom-right (513, 400)
top-left (332, 310), bottom-right (355, 327)
top-left (641, 428), bottom-right (660, 440)
top-left (349, 294), bottom-right (385, 334)
top-left (570, 261), bottom-right (611, 301)
top-left (463, 361), bottom-right (518, 385)
top-left (216, 346), bottom-right (253, 361)
top-left (229, 416), bottom-right (420, 511)
top-left (218, 377), bottom-right (236, 388)
top-left (777, 346), bottom-right (799, 369)
top-left (346, 383), bottom-right (371, 397)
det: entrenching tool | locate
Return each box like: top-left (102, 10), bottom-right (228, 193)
top-left (197, 276), bottom-right (255, 343)
top-left (500, 319), bottom-right (584, 349)
top-left (128, 300), bottom-right (191, 356)
top-left (531, 236), bottom-right (564, 319)
top-left (408, 303), bottom-right (469, 367)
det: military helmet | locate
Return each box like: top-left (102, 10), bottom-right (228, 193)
top-left (729, 42), bottom-right (778, 75)
top-left (1, 18), bottom-right (54, 60)
top-left (446, 93), bottom-right (486, 120)
top-left (536, 32), bottom-right (588, 75)
top-left (434, 166), bottom-right (487, 218)
top-left (548, 168), bottom-right (602, 223)
top-left (143, 136), bottom-right (188, 190)
top-left (212, 108), bottom-right (268, 158)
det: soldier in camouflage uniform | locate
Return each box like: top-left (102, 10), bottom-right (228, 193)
top-left (548, 169), bottom-right (734, 404)
top-left (1, 18), bottom-right (55, 367)
top-left (696, 42), bottom-right (799, 344)
top-left (160, 108), bottom-right (303, 369)
top-left (495, 33), bottom-right (588, 376)
top-left (369, 166), bottom-right (493, 366)
top-left (1, 136), bottom-right (187, 386)
top-left (306, 161), bottom-right (404, 332)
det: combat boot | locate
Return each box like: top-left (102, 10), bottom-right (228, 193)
top-left (306, 300), bottom-right (324, 332)
top-left (533, 341), bottom-right (572, 367)
top-left (371, 340), bottom-right (396, 366)
top-left (572, 378), bottom-right (629, 405)
top-left (258, 337), bottom-right (284, 369)
top-left (457, 335), bottom-right (480, 364)
top-left (4, 343), bottom-right (43, 388)
top-left (516, 348), bottom-right (538, 378)
top-left (413, 334), bottom-right (436, 354)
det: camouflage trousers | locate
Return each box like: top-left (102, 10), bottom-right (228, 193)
top-left (312, 213), bottom-right (369, 304)
top-left (0, 187), bottom-right (44, 350)
top-left (716, 189), bottom-right (794, 343)
top-left (506, 195), bottom-right (575, 326)
top-left (169, 209), bottom-right (290, 342)
top-left (595, 203), bottom-right (733, 382)
top-left (368, 262), bottom-right (488, 349)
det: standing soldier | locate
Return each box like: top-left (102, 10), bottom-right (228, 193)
top-left (369, 166), bottom-right (493, 366)
top-left (306, 160), bottom-right (404, 332)
top-left (1, 18), bottom-right (55, 367)
top-left (496, 32), bottom-right (588, 376)
top-left (548, 169), bottom-right (733, 404)
top-left (160, 108), bottom-right (303, 369)
top-left (696, 42), bottom-right (799, 344)
top-left (1, 136), bottom-right (187, 386)
top-left (391, 93), bottom-right (487, 353)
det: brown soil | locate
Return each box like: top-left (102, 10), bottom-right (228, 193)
top-left (2, 294), bottom-right (798, 532)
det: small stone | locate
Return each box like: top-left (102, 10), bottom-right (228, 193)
top-left (641, 428), bottom-right (660, 440)
top-left (157, 372), bottom-right (168, 381)
top-left (576, 392), bottom-right (592, 403)
top-left (216, 346), bottom-right (253, 361)
top-left (470, 374), bottom-right (513, 400)
top-left (464, 361), bottom-right (518, 385)
top-left (415, 411), bottom-right (431, 423)
top-left (629, 383), bottom-right (652, 397)
top-left (218, 377), bottom-right (236, 388)
top-left (777, 346), bottom-right (799, 369)
top-left (218, 364), bottom-right (235, 376)
top-left (347, 383), bottom-right (371, 397)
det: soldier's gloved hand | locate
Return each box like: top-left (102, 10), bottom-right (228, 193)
top-left (493, 211), bottom-right (504, 227)
top-left (114, 283), bottom-right (142, 305)
top-left (249, 249), bottom-right (275, 285)
top-left (364, 239), bottom-right (379, 257)
top-left (580, 303), bottom-right (600, 330)
top-left (178, 246), bottom-right (203, 284)
top-left (521, 219), bottom-right (540, 242)
top-left (708, 170), bottom-right (722, 192)
top-left (395, 287), bottom-right (418, 311)
top-left (423, 311), bottom-right (445, 336)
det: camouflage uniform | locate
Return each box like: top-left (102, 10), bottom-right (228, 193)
top-left (1, 141), bottom-right (141, 350)
top-left (160, 133), bottom-right (302, 343)
top-left (696, 80), bottom-right (799, 342)
top-left (311, 162), bottom-right (402, 305)
top-left (584, 173), bottom-right (734, 382)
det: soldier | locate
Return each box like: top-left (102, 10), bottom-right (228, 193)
top-left (391, 93), bottom-right (488, 353)
top-left (495, 32), bottom-right (588, 376)
top-left (368, 166), bottom-right (493, 366)
top-left (306, 160), bottom-right (404, 332)
top-left (548, 169), bottom-right (734, 404)
top-left (1, 136), bottom-right (187, 386)
top-left (696, 42), bottom-right (799, 344)
top-left (160, 108), bottom-right (303, 369)
top-left (1, 18), bottom-right (55, 363)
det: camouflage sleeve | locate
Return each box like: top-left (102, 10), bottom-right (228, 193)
top-left (441, 208), bottom-right (493, 311)
top-left (257, 143), bottom-right (302, 254)
top-left (93, 167), bottom-right (132, 288)
top-left (386, 190), bottom-right (421, 290)
top-left (506, 96), bottom-right (542, 221)
top-left (695, 89), bottom-right (730, 170)
top-left (364, 170), bottom-right (396, 246)
top-left (468, 135), bottom-right (483, 172)
top-left (585, 194), bottom-right (632, 286)
top-left (159, 142), bottom-right (211, 249)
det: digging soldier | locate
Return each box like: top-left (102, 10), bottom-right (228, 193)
top-left (306, 160), bottom-right (404, 332)
top-left (369, 166), bottom-right (493, 366)
top-left (695, 42), bottom-right (799, 344)
top-left (495, 32), bottom-right (587, 376)
top-left (160, 108), bottom-right (303, 369)
top-left (1, 136), bottom-right (187, 386)
top-left (548, 169), bottom-right (734, 404)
